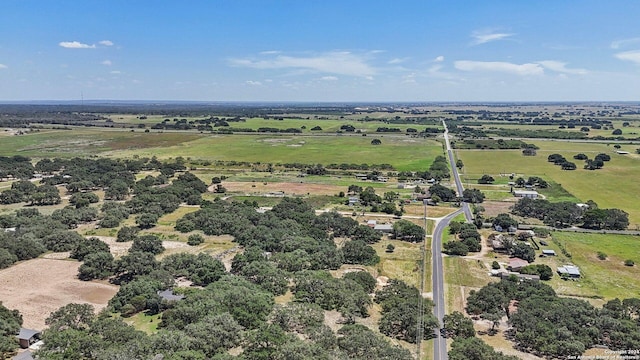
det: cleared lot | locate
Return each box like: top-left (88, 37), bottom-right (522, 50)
top-left (0, 258), bottom-right (118, 329)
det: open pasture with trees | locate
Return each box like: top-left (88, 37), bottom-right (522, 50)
top-left (457, 139), bottom-right (640, 226)
top-left (110, 134), bottom-right (443, 172)
top-left (547, 232), bottom-right (640, 300)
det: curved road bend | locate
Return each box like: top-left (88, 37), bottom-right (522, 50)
top-left (432, 121), bottom-right (474, 360)
top-left (431, 208), bottom-right (463, 360)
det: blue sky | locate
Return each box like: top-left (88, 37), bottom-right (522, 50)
top-left (1, 0), bottom-right (639, 102)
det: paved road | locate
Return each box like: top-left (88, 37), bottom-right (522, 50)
top-left (442, 120), bottom-right (473, 222)
top-left (432, 208), bottom-right (463, 360)
top-left (431, 121), bottom-right (477, 360)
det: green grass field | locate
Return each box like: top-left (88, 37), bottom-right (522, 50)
top-left (0, 128), bottom-right (204, 158)
top-left (457, 140), bottom-right (640, 226)
top-left (109, 134), bottom-right (444, 172)
top-left (550, 232), bottom-right (640, 300)
top-left (1, 127), bottom-right (444, 172)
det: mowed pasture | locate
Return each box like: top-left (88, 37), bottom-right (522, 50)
top-left (550, 232), bottom-right (640, 300)
top-left (0, 127), bottom-right (444, 172)
top-left (110, 134), bottom-right (444, 172)
top-left (104, 113), bottom-right (444, 134)
top-left (0, 128), bottom-right (204, 158)
top-left (456, 139), bottom-right (640, 226)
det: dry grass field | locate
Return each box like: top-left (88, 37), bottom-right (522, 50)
top-left (0, 258), bottom-right (118, 329)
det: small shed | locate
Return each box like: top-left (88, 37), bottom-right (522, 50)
top-left (374, 224), bottom-right (393, 234)
top-left (542, 249), bottom-right (556, 256)
top-left (366, 220), bottom-right (377, 228)
top-left (348, 196), bottom-right (360, 206)
top-left (17, 328), bottom-right (40, 349)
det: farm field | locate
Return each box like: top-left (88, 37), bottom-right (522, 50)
top-left (0, 258), bottom-right (118, 329)
top-left (1, 127), bottom-right (444, 172)
top-left (0, 128), bottom-right (205, 158)
top-left (456, 139), bottom-right (640, 226)
top-left (109, 133), bottom-right (443, 172)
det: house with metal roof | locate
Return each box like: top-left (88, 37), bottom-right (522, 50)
top-left (557, 265), bottom-right (581, 278)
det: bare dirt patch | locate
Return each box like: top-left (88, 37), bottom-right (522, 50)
top-left (92, 236), bottom-right (132, 258)
top-left (219, 181), bottom-right (343, 196)
top-left (481, 201), bottom-right (515, 218)
top-left (0, 258), bottom-right (118, 329)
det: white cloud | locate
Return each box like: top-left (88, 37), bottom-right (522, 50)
top-left (615, 50), bottom-right (640, 64)
top-left (471, 30), bottom-right (515, 45)
top-left (99, 40), bottom-right (114, 46)
top-left (388, 57), bottom-right (409, 64)
top-left (537, 60), bottom-right (588, 74)
top-left (434, 55), bottom-right (444, 62)
top-left (0, 64), bottom-right (7, 69)
top-left (455, 60), bottom-right (543, 75)
top-left (260, 50), bottom-right (280, 55)
top-left (59, 41), bottom-right (96, 49)
top-left (230, 51), bottom-right (376, 77)
top-left (110, 70), bottom-right (121, 74)
top-left (101, 60), bottom-right (112, 66)
top-left (320, 76), bottom-right (338, 81)
top-left (245, 80), bottom-right (262, 86)
top-left (611, 38), bottom-right (640, 49)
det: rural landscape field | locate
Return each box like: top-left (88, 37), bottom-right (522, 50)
top-left (1, 102), bottom-right (640, 360)
top-left (3, 1), bottom-right (640, 359)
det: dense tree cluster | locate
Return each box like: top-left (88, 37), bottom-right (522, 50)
top-left (444, 221), bottom-right (482, 256)
top-left (176, 199), bottom-right (388, 272)
top-left (477, 174), bottom-right (495, 184)
top-left (449, 337), bottom-right (519, 360)
top-left (392, 219), bottom-right (426, 242)
top-left (428, 183), bottom-right (457, 202)
top-left (375, 279), bottom-right (439, 343)
top-left (0, 209), bottom-right (74, 268)
top-left (293, 270), bottom-right (372, 323)
top-left (512, 197), bottom-right (629, 229)
top-left (462, 188), bottom-right (485, 203)
top-left (548, 152), bottom-right (612, 171)
top-left (465, 278), bottom-right (640, 358)
top-left (0, 302), bottom-right (22, 357)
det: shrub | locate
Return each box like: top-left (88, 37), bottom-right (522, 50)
top-left (625, 259), bottom-right (635, 267)
top-left (187, 234), bottom-right (205, 246)
top-left (597, 251), bottom-right (607, 260)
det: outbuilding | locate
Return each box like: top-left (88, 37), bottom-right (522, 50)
top-left (542, 249), bottom-right (556, 256)
top-left (557, 265), bottom-right (581, 278)
top-left (513, 190), bottom-right (539, 199)
top-left (374, 224), bottom-right (393, 234)
top-left (17, 328), bottom-right (40, 349)
top-left (508, 257), bottom-right (529, 272)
